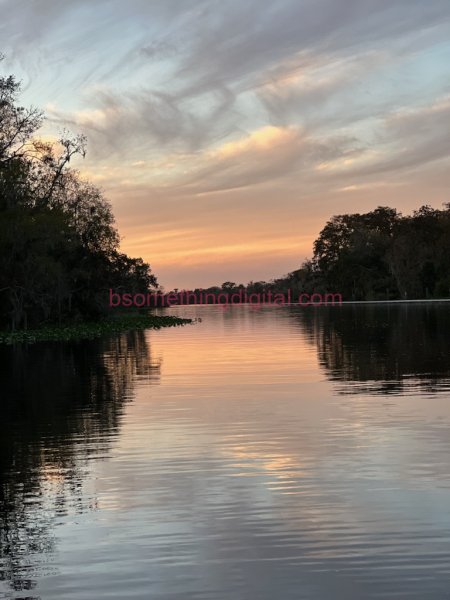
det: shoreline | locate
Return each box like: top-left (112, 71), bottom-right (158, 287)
top-left (0, 314), bottom-right (192, 345)
top-left (162, 298), bottom-right (450, 308)
top-left (336, 299), bottom-right (450, 305)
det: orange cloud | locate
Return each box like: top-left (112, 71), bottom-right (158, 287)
top-left (214, 126), bottom-right (300, 158)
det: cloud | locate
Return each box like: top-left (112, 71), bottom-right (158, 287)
top-left (325, 95), bottom-right (450, 178)
top-left (180, 126), bottom-right (307, 193)
top-left (174, 0), bottom-right (450, 96)
top-left (44, 83), bottom-right (239, 162)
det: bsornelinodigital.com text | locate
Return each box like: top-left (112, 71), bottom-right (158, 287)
top-left (109, 290), bottom-right (343, 307)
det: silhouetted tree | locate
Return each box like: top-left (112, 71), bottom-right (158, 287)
top-left (0, 59), bottom-right (157, 329)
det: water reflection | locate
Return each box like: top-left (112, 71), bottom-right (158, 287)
top-left (296, 303), bottom-right (450, 394)
top-left (0, 332), bottom-right (159, 598)
top-left (1, 306), bottom-right (450, 599)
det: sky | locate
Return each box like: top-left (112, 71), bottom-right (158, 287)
top-left (1, 0), bottom-right (450, 289)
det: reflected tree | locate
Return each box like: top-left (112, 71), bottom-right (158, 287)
top-left (0, 332), bottom-right (160, 596)
top-left (295, 304), bottom-right (450, 395)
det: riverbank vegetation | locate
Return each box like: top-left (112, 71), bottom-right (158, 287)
top-left (174, 205), bottom-right (450, 302)
top-left (0, 315), bottom-right (191, 345)
top-left (0, 57), bottom-right (160, 332)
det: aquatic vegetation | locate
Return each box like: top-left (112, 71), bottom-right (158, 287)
top-left (0, 315), bottom-right (192, 345)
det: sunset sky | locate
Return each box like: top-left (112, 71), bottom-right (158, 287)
top-left (1, 0), bottom-right (450, 289)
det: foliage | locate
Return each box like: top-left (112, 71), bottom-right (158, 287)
top-left (0, 315), bottom-right (192, 345)
top-left (0, 59), bottom-right (158, 329)
top-left (312, 205), bottom-right (450, 300)
top-left (183, 205), bottom-right (450, 302)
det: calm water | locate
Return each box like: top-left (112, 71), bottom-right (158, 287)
top-left (1, 304), bottom-right (450, 599)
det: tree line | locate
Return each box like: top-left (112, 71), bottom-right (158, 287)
top-left (0, 58), bottom-right (157, 330)
top-left (174, 204), bottom-right (450, 303)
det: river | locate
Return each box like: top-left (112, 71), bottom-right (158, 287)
top-left (1, 304), bottom-right (450, 599)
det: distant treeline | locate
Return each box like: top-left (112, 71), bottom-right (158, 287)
top-left (0, 59), bottom-right (156, 330)
top-left (170, 205), bottom-right (450, 302)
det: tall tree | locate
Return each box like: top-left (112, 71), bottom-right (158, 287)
top-left (0, 59), bottom-right (157, 329)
